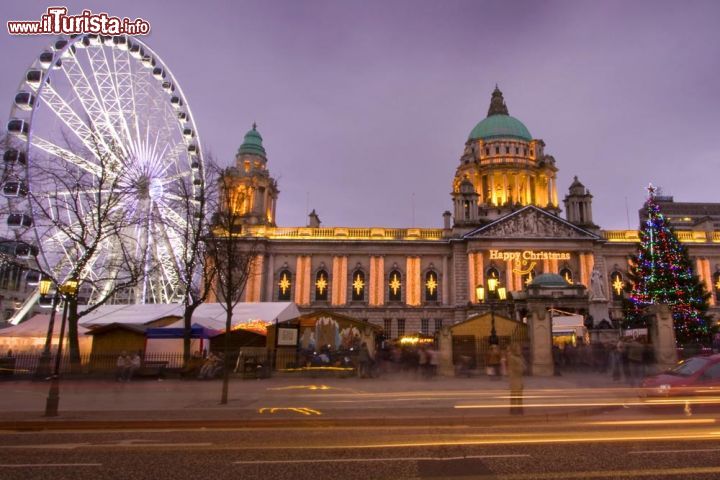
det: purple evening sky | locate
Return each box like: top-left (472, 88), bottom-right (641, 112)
top-left (2, 1), bottom-right (719, 230)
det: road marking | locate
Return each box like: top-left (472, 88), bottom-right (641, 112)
top-left (4, 442), bottom-right (212, 450)
top-left (590, 419), bottom-right (716, 426)
top-left (630, 448), bottom-right (720, 454)
top-left (0, 463), bottom-right (102, 468)
top-left (468, 466), bottom-right (720, 479)
top-left (233, 454), bottom-right (530, 465)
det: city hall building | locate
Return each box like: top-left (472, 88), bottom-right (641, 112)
top-left (226, 87), bottom-right (720, 339)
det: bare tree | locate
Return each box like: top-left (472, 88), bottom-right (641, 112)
top-left (165, 153), bottom-right (218, 366)
top-left (24, 133), bottom-right (150, 370)
top-left (205, 162), bottom-right (260, 404)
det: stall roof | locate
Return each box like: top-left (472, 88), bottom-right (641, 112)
top-left (77, 302), bottom-right (299, 329)
top-left (0, 313), bottom-right (90, 337)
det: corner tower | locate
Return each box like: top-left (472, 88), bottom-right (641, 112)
top-left (224, 123), bottom-right (279, 226)
top-left (451, 87), bottom-right (559, 228)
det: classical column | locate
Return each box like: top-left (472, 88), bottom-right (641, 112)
top-left (331, 256), bottom-right (347, 306)
top-left (468, 252), bottom-right (484, 302)
top-left (442, 255), bottom-right (449, 305)
top-left (489, 174), bottom-right (496, 205)
top-left (697, 258), bottom-right (715, 306)
top-left (369, 256), bottom-right (385, 306)
top-left (505, 259), bottom-right (514, 291)
top-left (502, 172), bottom-right (509, 205)
top-left (244, 254), bottom-right (264, 302)
top-left (294, 256), bottom-right (311, 305)
top-left (525, 175), bottom-right (531, 204)
top-left (406, 256), bottom-right (421, 306)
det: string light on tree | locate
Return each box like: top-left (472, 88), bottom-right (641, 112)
top-left (623, 184), bottom-right (712, 344)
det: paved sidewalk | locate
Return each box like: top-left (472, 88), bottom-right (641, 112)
top-left (0, 371), bottom-right (640, 428)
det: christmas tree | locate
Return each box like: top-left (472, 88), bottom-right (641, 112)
top-left (624, 185), bottom-right (713, 345)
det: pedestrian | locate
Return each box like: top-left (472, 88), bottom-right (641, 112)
top-left (627, 338), bottom-right (644, 385)
top-left (358, 342), bottom-right (372, 378)
top-left (418, 346), bottom-right (429, 379)
top-left (427, 347), bottom-right (439, 378)
top-left (116, 351), bottom-right (130, 381)
top-left (508, 343), bottom-right (526, 415)
top-left (486, 344), bottom-right (501, 379)
top-left (125, 351), bottom-right (142, 381)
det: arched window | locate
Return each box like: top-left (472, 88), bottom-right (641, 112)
top-left (388, 270), bottom-right (402, 302)
top-left (559, 268), bottom-right (573, 285)
top-left (486, 267), bottom-right (500, 285)
top-left (277, 270), bottom-right (292, 301)
top-left (351, 270), bottom-right (366, 301)
top-left (425, 271), bottom-right (439, 302)
top-left (713, 271), bottom-right (720, 303)
top-left (314, 270), bottom-right (328, 302)
top-left (610, 271), bottom-right (625, 300)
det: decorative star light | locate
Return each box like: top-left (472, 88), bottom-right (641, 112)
top-left (278, 273), bottom-right (291, 294)
top-left (315, 274), bottom-right (327, 295)
top-left (426, 274), bottom-right (438, 295)
top-left (353, 274), bottom-right (365, 296)
top-left (390, 274), bottom-right (402, 295)
top-left (613, 276), bottom-right (624, 295)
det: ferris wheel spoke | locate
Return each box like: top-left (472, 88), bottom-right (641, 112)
top-left (112, 46), bottom-right (140, 145)
top-left (61, 53), bottom-right (125, 154)
top-left (85, 45), bottom-right (132, 156)
top-left (31, 135), bottom-right (102, 176)
top-left (38, 83), bottom-right (126, 167)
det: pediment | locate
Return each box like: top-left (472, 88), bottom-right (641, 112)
top-left (464, 206), bottom-right (599, 240)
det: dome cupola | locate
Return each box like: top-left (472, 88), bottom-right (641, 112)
top-left (468, 86), bottom-right (532, 141)
top-left (238, 123), bottom-right (266, 157)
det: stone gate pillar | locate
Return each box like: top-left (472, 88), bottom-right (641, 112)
top-left (649, 304), bottom-right (678, 371)
top-left (529, 304), bottom-right (554, 376)
top-left (438, 325), bottom-right (454, 377)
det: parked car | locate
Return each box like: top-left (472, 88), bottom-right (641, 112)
top-left (641, 354), bottom-right (720, 398)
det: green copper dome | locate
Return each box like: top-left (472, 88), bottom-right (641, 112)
top-left (468, 87), bottom-right (532, 141)
top-left (238, 123), bottom-right (266, 157)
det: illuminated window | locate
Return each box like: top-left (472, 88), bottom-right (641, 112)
top-left (314, 270), bottom-right (328, 302)
top-left (713, 271), bottom-right (720, 302)
top-left (425, 271), bottom-right (439, 302)
top-left (388, 270), bottom-right (402, 302)
top-left (277, 270), bottom-right (292, 301)
top-left (421, 318), bottom-right (429, 335)
top-left (559, 268), bottom-right (573, 285)
top-left (351, 270), bottom-right (366, 301)
top-left (610, 271), bottom-right (625, 300)
top-left (397, 318), bottom-right (405, 337)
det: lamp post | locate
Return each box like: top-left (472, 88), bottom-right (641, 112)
top-left (44, 279), bottom-right (78, 417)
top-left (35, 277), bottom-right (59, 379)
top-left (476, 278), bottom-right (507, 346)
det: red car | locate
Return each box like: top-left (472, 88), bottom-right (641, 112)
top-left (641, 354), bottom-right (720, 398)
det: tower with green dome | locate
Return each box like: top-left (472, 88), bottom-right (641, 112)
top-left (452, 86), bottom-right (560, 229)
top-left (223, 123), bottom-right (279, 226)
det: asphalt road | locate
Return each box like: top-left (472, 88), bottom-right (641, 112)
top-left (2, 414), bottom-right (720, 479)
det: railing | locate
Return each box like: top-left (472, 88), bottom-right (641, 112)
top-left (603, 230), bottom-right (716, 243)
top-left (243, 226), bottom-right (444, 241)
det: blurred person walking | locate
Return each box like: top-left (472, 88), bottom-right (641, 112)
top-left (508, 343), bottom-right (526, 415)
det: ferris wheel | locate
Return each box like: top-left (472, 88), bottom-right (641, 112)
top-left (3, 34), bottom-right (204, 323)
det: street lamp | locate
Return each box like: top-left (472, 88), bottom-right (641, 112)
top-left (476, 279), bottom-right (508, 346)
top-left (35, 277), bottom-right (59, 379)
top-left (44, 279), bottom-right (79, 417)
